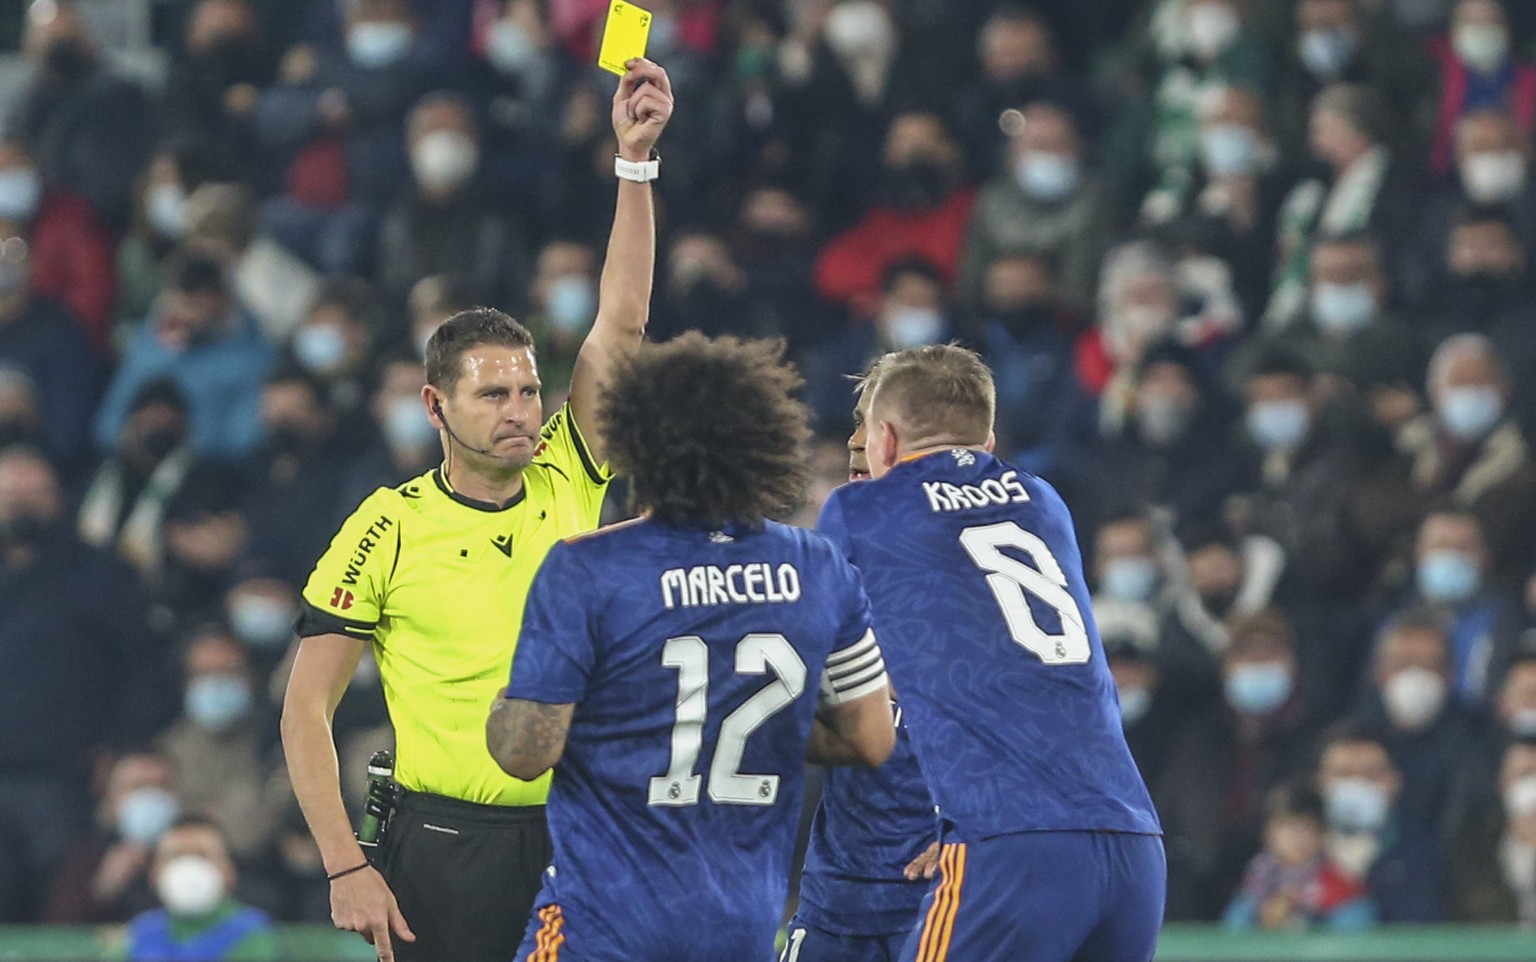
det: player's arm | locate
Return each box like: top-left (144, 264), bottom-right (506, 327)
top-left (809, 629), bottom-right (896, 767)
top-left (567, 59), bottom-right (673, 466)
top-left (486, 697), bottom-right (575, 781)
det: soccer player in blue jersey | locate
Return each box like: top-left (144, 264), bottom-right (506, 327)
top-left (784, 357), bottom-right (936, 962)
top-left (485, 333), bottom-right (898, 962)
top-left (819, 345), bottom-right (1166, 962)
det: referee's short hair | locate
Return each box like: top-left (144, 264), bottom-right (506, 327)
top-left (600, 332), bottom-right (811, 529)
top-left (425, 308), bottom-right (536, 391)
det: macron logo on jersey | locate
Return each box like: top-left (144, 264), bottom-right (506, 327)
top-left (922, 470), bottom-right (1031, 513)
top-left (660, 563), bottom-right (802, 609)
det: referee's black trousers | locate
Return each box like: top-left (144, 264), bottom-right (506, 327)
top-left (379, 790), bottom-right (552, 962)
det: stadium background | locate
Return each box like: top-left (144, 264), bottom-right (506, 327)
top-left (2, 0), bottom-right (1536, 957)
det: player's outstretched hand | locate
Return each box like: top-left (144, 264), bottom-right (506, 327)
top-left (904, 840), bottom-right (941, 881)
top-left (612, 58), bottom-right (673, 160)
top-left (331, 865), bottom-right (415, 962)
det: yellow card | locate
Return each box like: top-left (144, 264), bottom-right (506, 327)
top-left (597, 0), bottom-right (652, 76)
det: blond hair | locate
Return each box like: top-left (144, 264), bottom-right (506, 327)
top-left (868, 344), bottom-right (995, 448)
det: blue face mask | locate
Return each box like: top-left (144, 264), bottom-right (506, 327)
top-left (1118, 686), bottom-right (1152, 726)
top-left (229, 596), bottom-right (295, 649)
top-left (1225, 662), bottom-right (1293, 716)
top-left (117, 787), bottom-right (180, 844)
top-left (383, 396), bottom-right (438, 452)
top-left (347, 21), bottom-right (413, 69)
top-left (1101, 557), bottom-right (1158, 603)
top-left (1200, 124), bottom-right (1258, 177)
top-left (1246, 399), bottom-right (1309, 451)
top-left (1014, 152), bottom-right (1080, 202)
top-left (1417, 549), bottom-right (1480, 603)
top-left (293, 324), bottom-right (349, 376)
top-left (186, 674), bottom-right (253, 732)
top-left (486, 19), bottom-right (537, 74)
top-left (1326, 777), bottom-right (1390, 832)
top-left (1437, 386), bottom-right (1503, 441)
top-left (0, 167), bottom-right (43, 222)
top-left (1299, 26), bottom-right (1358, 78)
top-left (1310, 281), bottom-right (1376, 335)
top-left (546, 276), bottom-right (597, 336)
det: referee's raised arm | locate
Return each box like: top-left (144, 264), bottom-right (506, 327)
top-left (568, 58), bottom-right (673, 467)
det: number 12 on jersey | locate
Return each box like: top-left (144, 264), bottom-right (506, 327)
top-left (650, 633), bottom-right (806, 808)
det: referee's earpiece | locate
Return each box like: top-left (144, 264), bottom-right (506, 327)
top-left (433, 397), bottom-right (495, 457)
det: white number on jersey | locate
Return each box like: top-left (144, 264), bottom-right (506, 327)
top-left (959, 521), bottom-right (1091, 665)
top-left (649, 633), bottom-right (807, 807)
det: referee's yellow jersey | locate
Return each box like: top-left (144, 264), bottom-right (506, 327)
top-left (299, 402), bottom-right (609, 806)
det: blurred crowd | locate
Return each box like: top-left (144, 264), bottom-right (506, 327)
top-left (3, 0), bottom-right (1536, 935)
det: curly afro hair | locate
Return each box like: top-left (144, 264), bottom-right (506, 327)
top-left (599, 333), bottom-right (812, 528)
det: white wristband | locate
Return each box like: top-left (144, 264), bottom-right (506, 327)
top-left (614, 153), bottom-right (660, 183)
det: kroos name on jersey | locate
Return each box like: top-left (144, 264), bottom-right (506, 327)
top-left (922, 470), bottom-right (1031, 513)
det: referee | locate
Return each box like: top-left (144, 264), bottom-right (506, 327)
top-left (280, 61), bottom-right (673, 962)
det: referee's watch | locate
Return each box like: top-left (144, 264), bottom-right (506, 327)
top-left (615, 149), bottom-right (660, 183)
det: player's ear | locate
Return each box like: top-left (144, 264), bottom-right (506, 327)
top-left (876, 419), bottom-right (900, 470)
top-left (983, 431), bottom-right (996, 454)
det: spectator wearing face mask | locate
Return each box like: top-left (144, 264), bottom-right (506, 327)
top-left (1158, 608), bottom-right (1322, 920)
top-left (1231, 233), bottom-right (1424, 416)
top-left (521, 240), bottom-right (599, 409)
top-left (125, 816), bottom-right (278, 961)
top-left (1449, 737), bottom-right (1536, 922)
top-left (377, 93), bottom-right (525, 308)
top-left (282, 278), bottom-right (380, 426)
top-left (1427, 0), bottom-right (1536, 177)
top-left (729, 185), bottom-right (830, 358)
top-left (6, 0), bottom-right (155, 233)
top-left (1112, 0), bottom-right (1270, 224)
top-left (813, 112), bottom-right (974, 319)
top-left (44, 752), bottom-right (184, 923)
top-left (1272, 0), bottom-right (1435, 172)
top-left (1313, 724), bottom-right (1445, 922)
top-left (1265, 84), bottom-right (1418, 330)
top-left (0, 448), bottom-right (172, 922)
top-left (958, 102), bottom-right (1110, 314)
top-left (0, 137), bottom-right (116, 355)
top-left (157, 627), bottom-right (284, 866)
top-left (948, 7), bottom-right (1095, 182)
top-left (185, 182), bottom-right (320, 347)
top-left (224, 575), bottom-right (300, 673)
top-left (1406, 111), bottom-right (1536, 308)
top-left (256, 0), bottom-right (441, 275)
top-left (161, 0), bottom-right (272, 186)
top-left (1102, 628), bottom-right (1183, 795)
top-left (339, 351), bottom-right (435, 508)
top-left (1063, 340), bottom-right (1245, 537)
top-left (0, 228), bottom-right (101, 468)
top-left (1395, 509), bottom-right (1514, 701)
top-left (1223, 782), bottom-right (1375, 930)
top-left (972, 252), bottom-right (1084, 469)
top-left (117, 142), bottom-right (237, 332)
top-left (95, 253), bottom-right (274, 465)
top-left (1352, 610), bottom-right (1483, 844)
top-left (468, 0), bottom-right (564, 220)
top-left (241, 366), bottom-right (350, 587)
top-left (1398, 336), bottom-right (1536, 574)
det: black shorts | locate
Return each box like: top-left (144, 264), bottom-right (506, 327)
top-left (379, 790), bottom-right (552, 962)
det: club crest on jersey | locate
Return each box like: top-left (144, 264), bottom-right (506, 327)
top-left (708, 530), bottom-right (734, 544)
top-left (329, 588), bottom-right (355, 610)
top-left (951, 449), bottom-right (976, 467)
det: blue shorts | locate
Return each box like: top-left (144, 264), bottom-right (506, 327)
top-left (781, 914), bottom-right (916, 962)
top-left (897, 831), bottom-right (1165, 962)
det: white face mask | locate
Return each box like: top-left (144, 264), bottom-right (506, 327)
top-left (1299, 26), bottom-right (1358, 78)
top-left (1461, 150), bottom-right (1526, 203)
top-left (1326, 777), bottom-right (1391, 832)
top-left (1437, 385), bottom-right (1504, 441)
top-left (1014, 152), bottom-right (1080, 202)
top-left (117, 787), bottom-right (180, 845)
top-left (1506, 774), bottom-right (1536, 819)
top-left (147, 184), bottom-right (188, 239)
top-left (0, 166), bottom-right (43, 223)
top-left (155, 854), bottom-right (226, 916)
top-left (348, 21), bottom-right (414, 69)
top-left (1382, 667), bottom-right (1447, 731)
top-left (1310, 281), bottom-right (1377, 335)
top-left (1186, 2), bottom-right (1241, 60)
top-left (545, 275), bottom-right (597, 335)
top-left (412, 130), bottom-right (479, 193)
top-left (486, 19), bottom-right (537, 75)
top-left (883, 306), bottom-right (945, 349)
top-left (383, 395), bottom-right (437, 452)
top-left (1200, 123), bottom-right (1259, 177)
top-left (1455, 23), bottom-right (1510, 74)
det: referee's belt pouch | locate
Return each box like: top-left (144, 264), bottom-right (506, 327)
top-left (357, 776), bottom-right (399, 861)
